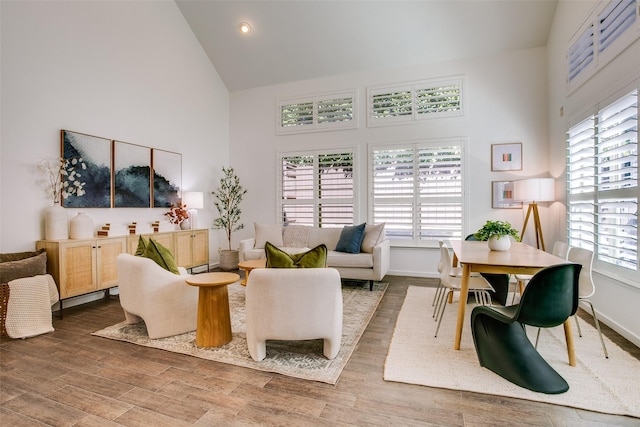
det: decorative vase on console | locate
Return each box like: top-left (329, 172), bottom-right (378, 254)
top-left (69, 212), bottom-right (94, 239)
top-left (44, 202), bottom-right (68, 240)
top-left (180, 219), bottom-right (191, 230)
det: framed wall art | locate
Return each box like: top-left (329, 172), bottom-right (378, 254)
top-left (492, 181), bottom-right (523, 209)
top-left (152, 148), bottom-right (182, 208)
top-left (61, 130), bottom-right (112, 208)
top-left (491, 142), bottom-right (522, 171)
top-left (114, 141), bottom-right (151, 208)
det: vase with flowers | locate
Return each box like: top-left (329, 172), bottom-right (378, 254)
top-left (165, 203), bottom-right (190, 229)
top-left (38, 157), bottom-right (87, 240)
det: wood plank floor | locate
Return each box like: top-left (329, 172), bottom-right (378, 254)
top-left (2, 275), bottom-right (639, 426)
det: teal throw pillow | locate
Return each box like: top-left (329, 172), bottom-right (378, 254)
top-left (141, 239), bottom-right (180, 274)
top-left (335, 223), bottom-right (366, 254)
top-left (265, 242), bottom-right (327, 268)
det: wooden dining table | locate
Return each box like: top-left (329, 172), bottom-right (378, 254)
top-left (449, 240), bottom-right (576, 366)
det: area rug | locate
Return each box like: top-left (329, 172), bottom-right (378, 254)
top-left (384, 286), bottom-right (640, 418)
top-left (93, 281), bottom-right (387, 384)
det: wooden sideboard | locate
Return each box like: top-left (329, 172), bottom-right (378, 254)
top-left (37, 229), bottom-right (209, 314)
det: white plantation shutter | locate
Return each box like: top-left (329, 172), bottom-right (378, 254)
top-left (598, 0), bottom-right (637, 53)
top-left (280, 151), bottom-right (354, 227)
top-left (568, 24), bottom-right (595, 82)
top-left (371, 141), bottom-right (463, 243)
top-left (567, 89), bottom-right (638, 274)
top-left (277, 91), bottom-right (357, 135)
top-left (368, 76), bottom-right (464, 127)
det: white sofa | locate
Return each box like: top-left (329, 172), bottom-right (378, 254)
top-left (245, 268), bottom-right (343, 361)
top-left (239, 223), bottom-right (390, 289)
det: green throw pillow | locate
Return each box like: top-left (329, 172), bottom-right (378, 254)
top-left (265, 241), bottom-right (327, 268)
top-left (141, 239), bottom-right (180, 274)
top-left (134, 236), bottom-right (148, 256)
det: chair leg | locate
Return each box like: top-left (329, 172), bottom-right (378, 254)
top-left (432, 281), bottom-right (443, 307)
top-left (583, 300), bottom-right (609, 359)
top-left (433, 284), bottom-right (447, 320)
top-left (535, 328), bottom-right (541, 349)
top-left (434, 290), bottom-right (451, 337)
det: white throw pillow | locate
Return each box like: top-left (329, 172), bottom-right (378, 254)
top-left (283, 224), bottom-right (311, 247)
top-left (253, 223), bottom-right (284, 249)
top-left (361, 223), bottom-right (386, 253)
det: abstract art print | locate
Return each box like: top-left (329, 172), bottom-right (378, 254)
top-left (152, 149), bottom-right (181, 208)
top-left (114, 141), bottom-right (151, 208)
top-left (491, 143), bottom-right (522, 171)
top-left (492, 181), bottom-right (522, 209)
top-left (62, 130), bottom-right (112, 208)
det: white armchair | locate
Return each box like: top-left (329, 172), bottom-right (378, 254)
top-left (245, 268), bottom-right (343, 361)
top-left (116, 253), bottom-right (198, 339)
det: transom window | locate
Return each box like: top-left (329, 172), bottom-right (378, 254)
top-left (277, 90), bottom-right (357, 135)
top-left (370, 140), bottom-right (464, 245)
top-left (279, 150), bottom-right (355, 227)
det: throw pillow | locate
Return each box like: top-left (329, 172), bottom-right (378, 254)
top-left (0, 248), bottom-right (46, 263)
top-left (265, 242), bottom-right (327, 268)
top-left (361, 222), bottom-right (386, 253)
top-left (254, 223), bottom-right (284, 249)
top-left (0, 250), bottom-right (47, 283)
top-left (140, 239), bottom-right (180, 274)
top-left (335, 223), bottom-right (366, 254)
top-left (134, 236), bottom-right (148, 256)
top-left (282, 224), bottom-right (311, 247)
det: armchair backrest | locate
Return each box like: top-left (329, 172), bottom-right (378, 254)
top-left (516, 263), bottom-right (581, 328)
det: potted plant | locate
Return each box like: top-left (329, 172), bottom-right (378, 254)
top-left (212, 166), bottom-right (247, 270)
top-left (474, 220), bottom-right (520, 251)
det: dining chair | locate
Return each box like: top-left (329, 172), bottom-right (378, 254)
top-left (433, 242), bottom-right (494, 337)
top-left (567, 246), bottom-right (609, 358)
top-left (465, 234), bottom-right (511, 306)
top-left (470, 263), bottom-right (581, 394)
top-left (432, 240), bottom-right (465, 309)
top-left (513, 240), bottom-right (569, 304)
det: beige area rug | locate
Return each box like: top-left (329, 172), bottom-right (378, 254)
top-left (384, 286), bottom-right (640, 418)
top-left (93, 282), bottom-right (387, 384)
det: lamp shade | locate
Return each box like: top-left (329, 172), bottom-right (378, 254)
top-left (513, 178), bottom-right (555, 202)
top-left (182, 191), bottom-right (204, 209)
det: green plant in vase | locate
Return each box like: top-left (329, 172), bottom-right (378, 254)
top-left (212, 166), bottom-right (247, 270)
top-left (474, 220), bottom-right (519, 251)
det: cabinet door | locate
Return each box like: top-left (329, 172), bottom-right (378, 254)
top-left (192, 229), bottom-right (209, 267)
top-left (96, 238), bottom-right (126, 289)
top-left (59, 240), bottom-right (96, 298)
top-left (174, 231), bottom-right (193, 267)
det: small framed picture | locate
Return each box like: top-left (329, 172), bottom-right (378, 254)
top-left (492, 181), bottom-right (522, 209)
top-left (491, 142), bottom-right (522, 171)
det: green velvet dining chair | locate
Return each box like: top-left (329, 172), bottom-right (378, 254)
top-left (470, 263), bottom-right (581, 394)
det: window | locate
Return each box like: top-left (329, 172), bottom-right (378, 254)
top-left (567, 89), bottom-right (638, 276)
top-left (277, 90), bottom-right (357, 135)
top-left (568, 0), bottom-right (639, 90)
top-left (370, 140), bottom-right (463, 245)
top-left (279, 150), bottom-right (355, 227)
top-left (367, 76), bottom-right (464, 127)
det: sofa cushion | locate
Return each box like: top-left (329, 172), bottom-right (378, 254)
top-left (361, 222), bottom-right (386, 253)
top-left (140, 239), bottom-right (180, 274)
top-left (134, 236), bottom-right (148, 256)
top-left (335, 223), bottom-right (366, 254)
top-left (254, 223), bottom-right (283, 248)
top-left (327, 251), bottom-right (374, 268)
top-left (308, 227), bottom-right (342, 250)
top-left (283, 224), bottom-right (311, 247)
top-left (0, 250), bottom-right (47, 283)
top-left (265, 242), bottom-right (327, 268)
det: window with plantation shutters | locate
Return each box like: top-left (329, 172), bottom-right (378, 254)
top-left (567, 0), bottom-right (639, 90)
top-left (367, 76), bottom-right (464, 127)
top-left (370, 140), bottom-right (463, 244)
top-left (279, 150), bottom-right (355, 227)
top-left (277, 90), bottom-right (357, 135)
top-left (567, 89), bottom-right (638, 277)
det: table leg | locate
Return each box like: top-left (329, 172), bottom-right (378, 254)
top-left (454, 263), bottom-right (471, 350)
top-left (196, 285), bottom-right (232, 347)
top-left (563, 318), bottom-right (576, 367)
top-left (240, 268), bottom-right (248, 286)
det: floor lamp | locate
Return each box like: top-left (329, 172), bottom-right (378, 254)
top-left (182, 191), bottom-right (204, 229)
top-left (514, 178), bottom-right (555, 251)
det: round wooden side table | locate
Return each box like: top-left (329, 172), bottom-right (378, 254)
top-left (185, 272), bottom-right (240, 347)
top-left (237, 259), bottom-right (266, 286)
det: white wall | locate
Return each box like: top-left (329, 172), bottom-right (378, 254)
top-left (230, 47), bottom-right (552, 277)
top-left (1, 1), bottom-right (230, 262)
top-left (546, 1), bottom-right (640, 346)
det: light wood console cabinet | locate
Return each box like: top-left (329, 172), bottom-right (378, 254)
top-left (126, 229), bottom-right (209, 270)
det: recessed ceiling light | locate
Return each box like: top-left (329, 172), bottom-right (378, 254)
top-left (239, 22), bottom-right (251, 35)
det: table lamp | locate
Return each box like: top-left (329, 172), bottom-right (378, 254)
top-left (513, 178), bottom-right (555, 251)
top-left (182, 191), bottom-right (204, 229)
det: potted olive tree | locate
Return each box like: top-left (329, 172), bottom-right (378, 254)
top-left (212, 166), bottom-right (247, 270)
top-left (474, 220), bottom-right (520, 251)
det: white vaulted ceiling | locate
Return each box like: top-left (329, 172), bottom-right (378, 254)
top-left (176, 0), bottom-right (559, 92)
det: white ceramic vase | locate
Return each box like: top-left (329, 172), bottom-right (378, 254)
top-left (180, 219), bottom-right (191, 230)
top-left (488, 235), bottom-right (511, 251)
top-left (69, 212), bottom-right (94, 239)
top-left (44, 203), bottom-right (68, 240)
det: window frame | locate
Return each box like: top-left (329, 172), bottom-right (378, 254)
top-left (276, 89), bottom-right (358, 135)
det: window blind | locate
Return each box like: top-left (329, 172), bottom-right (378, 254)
top-left (277, 90), bottom-right (357, 135)
top-left (598, 0), bottom-right (637, 53)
